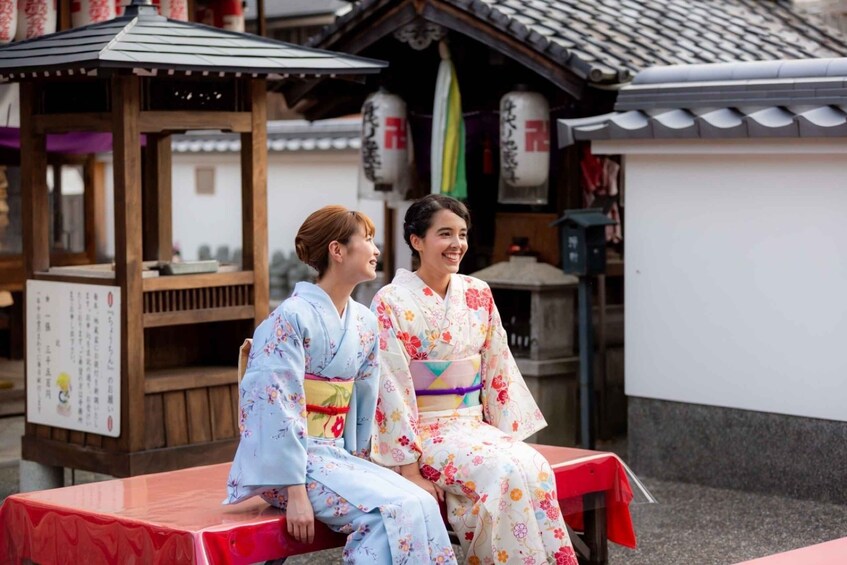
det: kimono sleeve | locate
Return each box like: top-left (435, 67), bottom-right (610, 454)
top-left (223, 306), bottom-right (308, 504)
top-left (370, 289), bottom-right (423, 467)
top-left (345, 315), bottom-right (380, 459)
top-left (478, 281), bottom-right (547, 441)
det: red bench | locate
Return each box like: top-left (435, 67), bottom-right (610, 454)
top-left (0, 445), bottom-right (638, 564)
top-left (734, 537), bottom-right (847, 564)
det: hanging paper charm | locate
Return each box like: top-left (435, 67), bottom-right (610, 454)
top-left (500, 89), bottom-right (550, 187)
top-left (361, 90), bottom-right (407, 191)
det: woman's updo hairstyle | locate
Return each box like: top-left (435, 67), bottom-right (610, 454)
top-left (295, 205), bottom-right (375, 278)
top-left (403, 194), bottom-right (471, 259)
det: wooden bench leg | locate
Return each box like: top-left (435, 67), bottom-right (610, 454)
top-left (582, 492), bottom-right (608, 565)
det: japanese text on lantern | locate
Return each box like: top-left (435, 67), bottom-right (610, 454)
top-left (26, 281), bottom-right (121, 437)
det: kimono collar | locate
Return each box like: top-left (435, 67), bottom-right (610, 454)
top-left (392, 269), bottom-right (465, 311)
top-left (292, 281), bottom-right (352, 333)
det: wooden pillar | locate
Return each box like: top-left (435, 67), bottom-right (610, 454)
top-left (83, 155), bottom-right (104, 263)
top-left (142, 133), bottom-right (173, 262)
top-left (241, 79), bottom-right (269, 326)
top-left (383, 201), bottom-right (395, 285)
top-left (257, 0), bottom-right (266, 37)
top-left (20, 82), bottom-right (50, 278)
top-left (20, 80), bottom-right (49, 440)
top-left (111, 74), bottom-right (145, 456)
top-left (51, 163), bottom-right (64, 249)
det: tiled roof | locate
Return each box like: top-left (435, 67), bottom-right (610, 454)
top-left (172, 117), bottom-right (362, 152)
top-left (244, 0), bottom-right (348, 21)
top-left (557, 57), bottom-right (847, 144)
top-left (0, 1), bottom-right (384, 81)
top-left (310, 0), bottom-right (847, 83)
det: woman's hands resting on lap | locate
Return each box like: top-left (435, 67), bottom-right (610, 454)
top-left (400, 462), bottom-right (444, 502)
top-left (286, 484), bottom-right (315, 543)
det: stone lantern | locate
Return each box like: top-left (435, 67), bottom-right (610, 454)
top-left (471, 255), bottom-right (579, 445)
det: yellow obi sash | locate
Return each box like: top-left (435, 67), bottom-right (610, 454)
top-left (303, 375), bottom-right (354, 439)
top-left (410, 355), bottom-right (482, 413)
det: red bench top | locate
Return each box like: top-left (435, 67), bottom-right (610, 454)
top-left (734, 537), bottom-right (847, 564)
top-left (0, 445), bottom-right (637, 564)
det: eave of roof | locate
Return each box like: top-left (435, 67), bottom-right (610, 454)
top-left (0, 1), bottom-right (385, 82)
top-left (172, 117), bottom-right (363, 153)
top-left (557, 57), bottom-right (847, 145)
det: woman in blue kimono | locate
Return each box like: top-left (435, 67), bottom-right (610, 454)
top-left (224, 206), bottom-right (456, 564)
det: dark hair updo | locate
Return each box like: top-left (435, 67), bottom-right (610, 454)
top-left (295, 205), bottom-right (375, 278)
top-left (403, 194), bottom-right (471, 259)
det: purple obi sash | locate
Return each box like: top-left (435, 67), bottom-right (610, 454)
top-left (409, 355), bottom-right (482, 412)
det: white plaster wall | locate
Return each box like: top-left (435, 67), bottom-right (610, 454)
top-left (613, 145), bottom-right (847, 422)
top-left (103, 150), bottom-right (385, 261)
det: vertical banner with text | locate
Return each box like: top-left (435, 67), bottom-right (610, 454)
top-left (25, 280), bottom-right (121, 437)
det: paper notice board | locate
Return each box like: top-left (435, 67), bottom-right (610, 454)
top-left (26, 280), bottom-right (121, 437)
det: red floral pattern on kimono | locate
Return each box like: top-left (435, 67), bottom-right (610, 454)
top-left (371, 269), bottom-right (577, 565)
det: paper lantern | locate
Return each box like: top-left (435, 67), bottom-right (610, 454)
top-left (217, 0), bottom-right (242, 31)
top-left (500, 89), bottom-right (550, 187)
top-left (361, 90), bottom-right (408, 190)
top-left (153, 0), bottom-right (187, 20)
top-left (16, 0), bottom-right (56, 40)
top-left (71, 0), bottom-right (115, 27)
top-left (0, 0), bottom-right (16, 43)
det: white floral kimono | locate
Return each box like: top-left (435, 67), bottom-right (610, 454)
top-left (225, 282), bottom-right (456, 565)
top-left (372, 269), bottom-right (578, 565)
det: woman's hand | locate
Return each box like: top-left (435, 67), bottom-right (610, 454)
top-left (285, 484), bottom-right (315, 543)
top-left (400, 462), bottom-right (444, 502)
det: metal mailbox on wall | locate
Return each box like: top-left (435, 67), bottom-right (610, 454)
top-left (551, 209), bottom-right (616, 276)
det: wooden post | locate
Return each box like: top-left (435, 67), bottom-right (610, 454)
top-left (383, 201), bottom-right (395, 285)
top-left (241, 79), bottom-right (268, 325)
top-left (20, 82), bottom-right (50, 278)
top-left (142, 133), bottom-right (173, 262)
top-left (83, 155), bottom-right (103, 263)
top-left (52, 163), bottom-right (64, 249)
top-left (20, 80), bottom-right (49, 440)
top-left (111, 74), bottom-right (145, 455)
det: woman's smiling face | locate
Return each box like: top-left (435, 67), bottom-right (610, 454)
top-left (412, 209), bottom-right (468, 278)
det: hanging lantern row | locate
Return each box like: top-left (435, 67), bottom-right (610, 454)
top-left (0, 0), bottom-right (243, 44)
top-left (500, 89), bottom-right (550, 188)
top-left (361, 89), bottom-right (408, 191)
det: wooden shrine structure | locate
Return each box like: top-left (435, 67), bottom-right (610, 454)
top-left (0, 0), bottom-right (383, 478)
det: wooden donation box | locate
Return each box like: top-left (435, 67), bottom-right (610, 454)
top-left (471, 256), bottom-right (579, 445)
top-left (0, 0), bottom-right (384, 478)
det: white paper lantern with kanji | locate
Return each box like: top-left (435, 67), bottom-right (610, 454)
top-left (361, 90), bottom-right (408, 189)
top-left (500, 90), bottom-right (550, 187)
top-left (0, 0), bottom-right (17, 43)
top-left (15, 0), bottom-right (56, 41)
top-left (153, 0), bottom-right (187, 20)
top-left (71, 0), bottom-right (115, 27)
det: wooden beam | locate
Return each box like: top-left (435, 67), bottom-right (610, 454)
top-left (111, 74), bottom-right (145, 454)
top-left (142, 133), bottom-right (173, 262)
top-left (240, 79), bottom-right (268, 326)
top-left (51, 163), bottom-right (64, 249)
top-left (139, 111), bottom-right (252, 133)
top-left (33, 113), bottom-right (112, 134)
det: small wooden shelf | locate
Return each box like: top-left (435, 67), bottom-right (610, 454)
top-left (143, 306), bottom-right (255, 327)
top-left (142, 270), bottom-right (254, 292)
top-left (145, 365), bottom-right (237, 394)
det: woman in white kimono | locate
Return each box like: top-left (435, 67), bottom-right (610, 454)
top-left (225, 206), bottom-right (456, 565)
top-left (371, 195), bottom-right (578, 565)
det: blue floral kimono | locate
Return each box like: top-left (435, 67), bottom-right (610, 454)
top-left (224, 282), bottom-right (456, 565)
